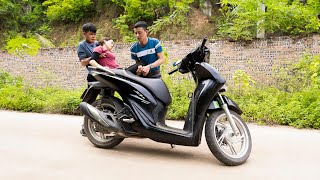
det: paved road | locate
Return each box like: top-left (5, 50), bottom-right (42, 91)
top-left (1, 110), bottom-right (320, 180)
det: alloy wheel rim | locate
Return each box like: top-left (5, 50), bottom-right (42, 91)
top-left (87, 102), bottom-right (116, 142)
top-left (213, 114), bottom-right (249, 158)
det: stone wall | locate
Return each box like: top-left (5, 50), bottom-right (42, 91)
top-left (1, 35), bottom-right (320, 89)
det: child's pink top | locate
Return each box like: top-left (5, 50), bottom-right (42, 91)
top-left (93, 46), bottom-right (119, 69)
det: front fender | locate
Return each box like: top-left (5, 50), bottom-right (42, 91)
top-left (207, 95), bottom-right (243, 115)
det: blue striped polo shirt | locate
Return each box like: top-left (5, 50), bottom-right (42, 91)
top-left (130, 38), bottom-right (163, 72)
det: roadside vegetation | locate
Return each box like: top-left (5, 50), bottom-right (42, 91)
top-left (228, 53), bottom-right (320, 129)
top-left (0, 70), bottom-right (82, 114)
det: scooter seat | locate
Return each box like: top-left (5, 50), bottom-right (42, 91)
top-left (113, 69), bottom-right (172, 105)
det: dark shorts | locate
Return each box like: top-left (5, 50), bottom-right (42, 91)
top-left (146, 70), bottom-right (161, 78)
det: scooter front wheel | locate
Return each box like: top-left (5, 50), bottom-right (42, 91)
top-left (84, 98), bottom-right (124, 149)
top-left (205, 110), bottom-right (252, 166)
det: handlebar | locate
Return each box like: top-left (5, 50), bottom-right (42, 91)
top-left (169, 37), bottom-right (208, 75)
top-left (200, 37), bottom-right (208, 50)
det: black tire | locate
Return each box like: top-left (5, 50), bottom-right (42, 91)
top-left (84, 97), bottom-right (124, 149)
top-left (205, 110), bottom-right (252, 166)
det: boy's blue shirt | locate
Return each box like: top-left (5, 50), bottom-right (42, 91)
top-left (77, 40), bottom-right (97, 60)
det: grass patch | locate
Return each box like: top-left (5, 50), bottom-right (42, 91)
top-left (0, 70), bottom-right (83, 114)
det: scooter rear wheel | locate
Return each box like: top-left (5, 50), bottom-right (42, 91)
top-left (84, 98), bottom-right (124, 149)
top-left (205, 110), bottom-right (252, 166)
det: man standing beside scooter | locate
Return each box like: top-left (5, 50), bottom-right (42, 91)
top-left (130, 21), bottom-right (165, 78)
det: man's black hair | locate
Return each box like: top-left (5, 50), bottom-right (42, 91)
top-left (134, 21), bottom-right (148, 30)
top-left (82, 23), bottom-right (97, 33)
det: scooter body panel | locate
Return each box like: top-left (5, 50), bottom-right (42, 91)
top-left (79, 38), bottom-right (251, 165)
top-left (87, 62), bottom-right (226, 146)
top-left (80, 39), bottom-right (242, 147)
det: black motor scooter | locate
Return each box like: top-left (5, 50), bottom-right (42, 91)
top-left (79, 38), bottom-right (252, 166)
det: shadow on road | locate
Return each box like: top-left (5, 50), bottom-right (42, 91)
top-left (93, 140), bottom-right (224, 166)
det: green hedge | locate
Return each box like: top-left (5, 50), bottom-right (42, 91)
top-left (227, 54), bottom-right (320, 129)
top-left (0, 71), bottom-right (82, 114)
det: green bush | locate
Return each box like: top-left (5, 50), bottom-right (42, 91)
top-left (227, 54), bottom-right (320, 129)
top-left (5, 35), bottom-right (40, 56)
top-left (160, 47), bottom-right (195, 120)
top-left (0, 71), bottom-right (16, 88)
top-left (163, 73), bottom-right (195, 119)
top-left (0, 73), bottom-right (44, 112)
top-left (0, 71), bottom-right (82, 114)
top-left (41, 88), bottom-right (82, 114)
top-left (43, 0), bottom-right (93, 23)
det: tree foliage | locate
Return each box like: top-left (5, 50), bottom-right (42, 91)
top-left (42, 0), bottom-right (94, 23)
top-left (149, 0), bottom-right (193, 35)
top-left (0, 0), bottom-right (16, 30)
top-left (0, 0), bottom-right (320, 48)
top-left (217, 0), bottom-right (320, 40)
top-left (112, 0), bottom-right (194, 41)
top-left (0, 0), bottom-right (46, 42)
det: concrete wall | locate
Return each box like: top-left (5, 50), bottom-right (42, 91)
top-left (1, 35), bottom-right (319, 89)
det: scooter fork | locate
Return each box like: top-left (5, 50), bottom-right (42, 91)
top-left (218, 93), bottom-right (240, 135)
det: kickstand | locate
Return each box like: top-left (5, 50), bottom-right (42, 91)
top-left (170, 144), bottom-right (175, 149)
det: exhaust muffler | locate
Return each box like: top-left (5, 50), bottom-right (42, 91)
top-left (79, 102), bottom-right (123, 134)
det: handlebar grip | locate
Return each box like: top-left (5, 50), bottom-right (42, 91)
top-left (173, 61), bottom-right (178, 67)
top-left (200, 37), bottom-right (208, 49)
top-left (168, 68), bottom-right (179, 75)
top-left (173, 59), bottom-right (182, 67)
